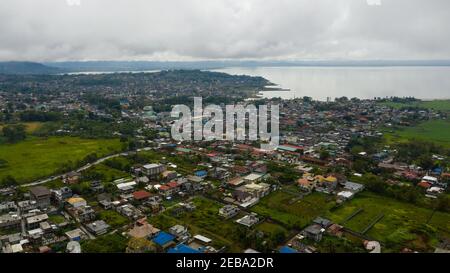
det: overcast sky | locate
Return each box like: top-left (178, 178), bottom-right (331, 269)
top-left (0, 0), bottom-right (449, 61)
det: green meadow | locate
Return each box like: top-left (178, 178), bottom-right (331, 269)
top-left (252, 191), bottom-right (336, 229)
top-left (381, 100), bottom-right (450, 112)
top-left (0, 136), bottom-right (122, 183)
top-left (383, 119), bottom-right (450, 147)
top-left (326, 192), bottom-right (450, 252)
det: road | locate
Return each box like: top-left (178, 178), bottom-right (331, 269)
top-left (19, 147), bottom-right (153, 188)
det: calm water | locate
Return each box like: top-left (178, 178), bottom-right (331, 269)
top-left (213, 66), bottom-right (450, 101)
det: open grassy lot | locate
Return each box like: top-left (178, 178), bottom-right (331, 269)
top-left (98, 210), bottom-right (130, 229)
top-left (148, 196), bottom-right (246, 252)
top-left (325, 192), bottom-right (450, 251)
top-left (82, 163), bottom-right (131, 183)
top-left (380, 100), bottom-right (450, 112)
top-left (255, 221), bottom-right (289, 240)
top-left (0, 122), bottom-right (44, 133)
top-left (0, 136), bottom-right (122, 183)
top-left (252, 191), bottom-right (336, 229)
top-left (383, 119), bottom-right (450, 147)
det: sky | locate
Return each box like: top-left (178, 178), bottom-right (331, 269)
top-left (0, 0), bottom-right (449, 62)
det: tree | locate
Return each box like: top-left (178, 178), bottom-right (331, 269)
top-left (2, 124), bottom-right (26, 143)
top-left (1, 175), bottom-right (18, 187)
top-left (417, 155), bottom-right (434, 170)
top-left (319, 149), bottom-right (330, 160)
top-left (435, 195), bottom-right (450, 212)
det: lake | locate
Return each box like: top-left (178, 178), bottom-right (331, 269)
top-left (213, 66), bottom-right (450, 101)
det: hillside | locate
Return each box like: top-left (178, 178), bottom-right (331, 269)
top-left (0, 61), bottom-right (64, 74)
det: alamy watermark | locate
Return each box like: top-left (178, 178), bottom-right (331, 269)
top-left (171, 97), bottom-right (279, 150)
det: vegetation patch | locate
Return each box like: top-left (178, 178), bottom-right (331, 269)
top-left (0, 136), bottom-right (122, 184)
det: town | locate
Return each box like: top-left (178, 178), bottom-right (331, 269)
top-left (0, 70), bottom-right (449, 254)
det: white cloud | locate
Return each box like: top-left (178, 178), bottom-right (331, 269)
top-left (0, 0), bottom-right (449, 61)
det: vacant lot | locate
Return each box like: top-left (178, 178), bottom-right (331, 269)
top-left (0, 136), bottom-right (122, 183)
top-left (384, 119), bottom-right (450, 147)
top-left (326, 192), bottom-right (450, 251)
top-left (252, 191), bottom-right (336, 229)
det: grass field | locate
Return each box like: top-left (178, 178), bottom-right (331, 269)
top-left (383, 119), bottom-right (450, 147)
top-left (380, 100), bottom-right (450, 112)
top-left (252, 191), bottom-right (336, 229)
top-left (0, 136), bottom-right (122, 183)
top-left (325, 192), bottom-right (450, 251)
top-left (0, 122), bottom-right (44, 133)
top-left (82, 163), bottom-right (131, 183)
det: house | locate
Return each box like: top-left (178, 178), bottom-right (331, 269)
top-left (26, 214), bottom-right (49, 229)
top-left (73, 206), bottom-right (96, 223)
top-left (64, 171), bottom-right (81, 184)
top-left (152, 231), bottom-right (176, 250)
top-left (337, 191), bottom-right (354, 200)
top-left (418, 181), bottom-right (432, 189)
top-left (210, 167), bottom-right (230, 180)
top-left (236, 213), bottom-right (260, 227)
top-left (52, 187), bottom-right (73, 204)
top-left (67, 197), bottom-right (87, 208)
top-left (29, 186), bottom-right (51, 209)
top-left (142, 163), bottom-right (166, 177)
top-left (279, 246), bottom-right (298, 253)
top-left (422, 175), bottom-right (438, 184)
top-left (117, 181), bottom-right (137, 192)
top-left (232, 189), bottom-right (252, 203)
top-left (86, 220), bottom-right (110, 236)
top-left (167, 243), bottom-right (202, 253)
top-left (297, 178), bottom-right (314, 191)
top-left (344, 181), bottom-right (364, 193)
top-left (219, 205), bottom-right (240, 219)
top-left (186, 175), bottom-right (203, 183)
top-left (65, 228), bottom-right (86, 241)
top-left (128, 222), bottom-right (160, 239)
top-left (303, 224), bottom-right (324, 242)
top-left (227, 177), bottom-right (245, 187)
top-left (242, 183), bottom-right (271, 199)
top-left (161, 170), bottom-right (177, 181)
top-left (244, 173), bottom-right (264, 183)
top-left (117, 204), bottom-right (143, 220)
top-left (249, 161), bottom-right (268, 174)
top-left (315, 175), bottom-right (338, 192)
top-left (313, 217), bottom-right (332, 228)
top-left (193, 234), bottom-right (212, 245)
top-left (132, 190), bottom-right (152, 202)
top-left (194, 170), bottom-right (208, 178)
top-left (0, 213), bottom-right (21, 229)
top-left (90, 181), bottom-right (104, 192)
top-left (169, 225), bottom-right (190, 242)
top-left (427, 187), bottom-right (445, 195)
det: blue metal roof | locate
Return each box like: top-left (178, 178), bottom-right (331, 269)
top-left (152, 231), bottom-right (175, 246)
top-left (195, 170), bottom-right (207, 177)
top-left (279, 246), bottom-right (298, 253)
top-left (167, 244), bottom-right (202, 254)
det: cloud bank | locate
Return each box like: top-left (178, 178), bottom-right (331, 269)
top-left (0, 0), bottom-right (449, 61)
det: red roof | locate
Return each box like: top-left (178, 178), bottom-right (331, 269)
top-left (283, 144), bottom-right (304, 150)
top-left (159, 185), bottom-right (170, 191)
top-left (417, 181), bottom-right (431, 188)
top-left (133, 190), bottom-right (151, 200)
top-left (167, 181), bottom-right (179, 188)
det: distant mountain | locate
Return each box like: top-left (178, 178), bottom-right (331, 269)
top-left (0, 61), bottom-right (65, 74)
top-left (2, 60), bottom-right (450, 75)
top-left (46, 60), bottom-right (450, 73)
